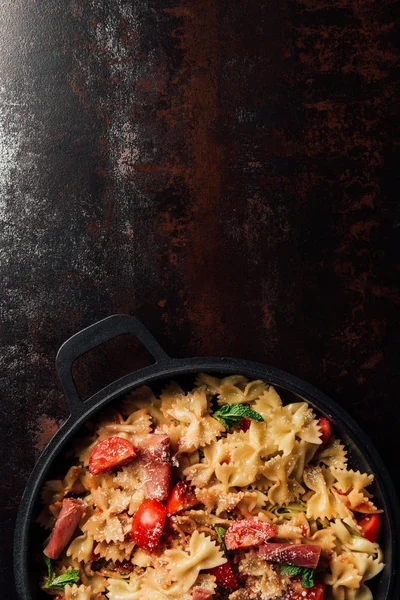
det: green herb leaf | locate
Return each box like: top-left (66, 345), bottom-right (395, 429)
top-left (43, 555), bottom-right (54, 581)
top-left (42, 555), bottom-right (80, 590)
top-left (281, 565), bottom-right (315, 589)
top-left (300, 568), bottom-right (315, 588)
top-left (281, 565), bottom-right (302, 577)
top-left (213, 404), bottom-right (264, 430)
top-left (215, 526), bottom-right (229, 557)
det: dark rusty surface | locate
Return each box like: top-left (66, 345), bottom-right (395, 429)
top-left (1, 0), bottom-right (398, 597)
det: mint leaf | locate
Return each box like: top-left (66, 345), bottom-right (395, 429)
top-left (281, 565), bottom-right (302, 577)
top-left (215, 526), bottom-right (229, 557)
top-left (213, 404), bottom-right (263, 430)
top-left (42, 555), bottom-right (80, 590)
top-left (43, 555), bottom-right (54, 581)
top-left (300, 568), bottom-right (315, 588)
top-left (44, 570), bottom-right (80, 590)
top-left (281, 565), bottom-right (315, 589)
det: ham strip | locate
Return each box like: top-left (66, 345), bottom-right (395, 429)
top-left (192, 589), bottom-right (212, 600)
top-left (44, 498), bottom-right (86, 559)
top-left (225, 519), bottom-right (276, 550)
top-left (137, 434), bottom-right (171, 501)
top-left (256, 542), bottom-right (321, 569)
top-left (137, 434), bottom-right (170, 462)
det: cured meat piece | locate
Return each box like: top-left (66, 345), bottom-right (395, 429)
top-left (44, 498), bottom-right (86, 559)
top-left (137, 434), bottom-right (170, 462)
top-left (256, 543), bottom-right (321, 569)
top-left (225, 519), bottom-right (276, 550)
top-left (138, 434), bottom-right (171, 501)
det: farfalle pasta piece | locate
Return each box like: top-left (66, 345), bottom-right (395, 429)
top-left (332, 469), bottom-right (380, 513)
top-left (237, 560), bottom-right (287, 600)
top-left (236, 490), bottom-right (269, 517)
top-left (331, 585), bottom-right (374, 600)
top-left (95, 539), bottom-right (135, 563)
top-left (66, 532), bottom-right (94, 562)
top-left (194, 483), bottom-right (250, 515)
top-left (253, 386), bottom-right (283, 419)
top-left (64, 584), bottom-right (93, 600)
top-left (247, 420), bottom-right (278, 459)
top-left (316, 437), bottom-right (348, 469)
top-left (106, 574), bottom-right (141, 600)
top-left (139, 566), bottom-right (195, 599)
top-left (267, 402), bottom-right (322, 455)
top-left (304, 466), bottom-right (354, 522)
top-left (184, 439), bottom-right (230, 487)
top-left (217, 379), bottom-right (268, 405)
top-left (82, 512), bottom-right (125, 544)
top-left (348, 551), bottom-right (384, 582)
top-left (161, 387), bottom-right (223, 452)
top-left (165, 531), bottom-right (226, 591)
top-left (159, 381), bottom-right (186, 417)
top-left (179, 413), bottom-right (223, 454)
top-left (325, 551), bottom-right (363, 589)
top-left (80, 563), bottom-right (108, 595)
top-left (177, 509), bottom-right (232, 529)
top-left (260, 452), bottom-right (303, 505)
top-left (156, 422), bottom-right (184, 453)
top-left (290, 439), bottom-right (319, 482)
top-left (306, 527), bottom-right (336, 555)
top-left (95, 409), bottom-right (153, 447)
top-left (120, 385), bottom-right (166, 423)
top-left (332, 469), bottom-right (374, 495)
top-left (195, 374), bottom-right (248, 395)
top-left (326, 550), bottom-right (383, 600)
top-left (215, 436), bottom-right (261, 489)
top-left (330, 520), bottom-right (380, 556)
top-left (40, 465), bottom-right (83, 506)
top-left (82, 489), bottom-right (130, 543)
top-left (274, 521), bottom-right (305, 542)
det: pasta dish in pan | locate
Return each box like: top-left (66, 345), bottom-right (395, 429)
top-left (38, 375), bottom-right (384, 600)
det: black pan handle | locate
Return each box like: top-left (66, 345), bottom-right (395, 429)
top-left (56, 314), bottom-right (169, 417)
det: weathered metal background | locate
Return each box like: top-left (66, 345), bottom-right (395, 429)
top-left (1, 1), bottom-right (398, 596)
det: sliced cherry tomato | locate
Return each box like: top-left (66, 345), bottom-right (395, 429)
top-left (208, 561), bottom-right (239, 589)
top-left (318, 417), bottom-right (331, 446)
top-left (358, 514), bottom-right (381, 543)
top-left (286, 581), bottom-right (325, 600)
top-left (239, 417), bottom-right (251, 432)
top-left (166, 481), bottom-right (200, 515)
top-left (131, 499), bottom-right (167, 552)
top-left (225, 519), bottom-right (276, 550)
top-left (89, 437), bottom-right (137, 475)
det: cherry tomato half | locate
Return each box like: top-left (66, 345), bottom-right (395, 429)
top-left (166, 481), bottom-right (200, 515)
top-left (318, 417), bottom-right (331, 446)
top-left (286, 581), bottom-right (325, 600)
top-left (208, 561), bottom-right (239, 589)
top-left (131, 499), bottom-right (167, 552)
top-left (358, 514), bottom-right (381, 543)
top-left (239, 417), bottom-right (251, 432)
top-left (89, 437), bottom-right (137, 475)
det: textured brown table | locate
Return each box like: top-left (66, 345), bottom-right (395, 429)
top-left (1, 1), bottom-right (398, 598)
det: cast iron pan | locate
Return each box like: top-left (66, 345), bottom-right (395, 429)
top-left (13, 315), bottom-right (400, 599)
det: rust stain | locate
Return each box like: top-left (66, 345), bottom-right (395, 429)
top-left (33, 415), bottom-right (64, 453)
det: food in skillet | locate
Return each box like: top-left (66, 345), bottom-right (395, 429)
top-left (38, 375), bottom-right (384, 600)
